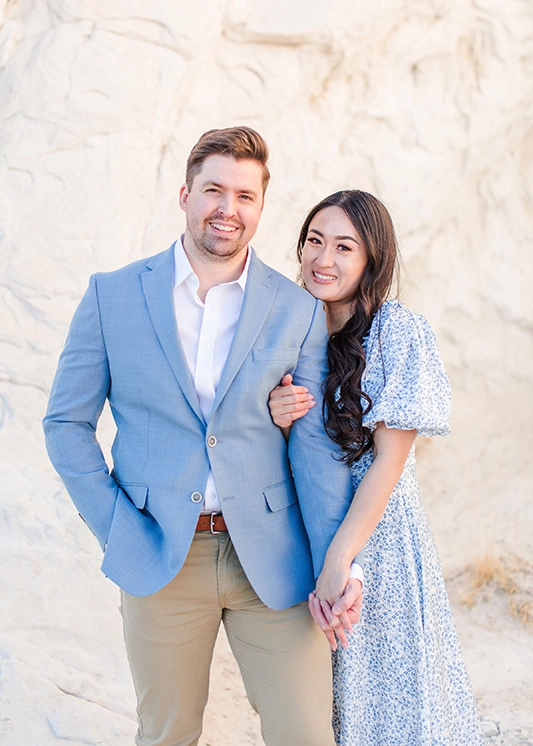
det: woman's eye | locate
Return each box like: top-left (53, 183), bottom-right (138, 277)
top-left (338, 244), bottom-right (352, 252)
top-left (307, 237), bottom-right (321, 245)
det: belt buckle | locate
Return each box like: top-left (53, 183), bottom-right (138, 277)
top-left (209, 512), bottom-right (221, 535)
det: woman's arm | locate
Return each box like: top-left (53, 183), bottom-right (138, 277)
top-left (315, 423), bottom-right (417, 607)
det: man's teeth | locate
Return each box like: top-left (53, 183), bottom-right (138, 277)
top-left (211, 223), bottom-right (237, 232)
top-left (314, 271), bottom-right (336, 280)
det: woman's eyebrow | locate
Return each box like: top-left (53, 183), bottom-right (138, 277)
top-left (309, 228), bottom-right (360, 243)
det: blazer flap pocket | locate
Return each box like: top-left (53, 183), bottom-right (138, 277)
top-left (120, 482), bottom-right (149, 509)
top-left (263, 479), bottom-right (298, 512)
top-left (252, 348), bottom-right (299, 362)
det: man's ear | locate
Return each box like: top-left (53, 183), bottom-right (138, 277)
top-left (179, 184), bottom-right (189, 212)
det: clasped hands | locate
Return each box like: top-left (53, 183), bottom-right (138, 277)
top-left (309, 571), bottom-right (363, 651)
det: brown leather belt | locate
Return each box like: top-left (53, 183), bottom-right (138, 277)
top-left (196, 513), bottom-right (227, 534)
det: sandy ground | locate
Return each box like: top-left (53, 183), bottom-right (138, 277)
top-left (447, 563), bottom-right (533, 746)
top-left (198, 590), bottom-right (533, 746)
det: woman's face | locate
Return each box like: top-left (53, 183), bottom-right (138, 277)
top-left (301, 206), bottom-right (368, 311)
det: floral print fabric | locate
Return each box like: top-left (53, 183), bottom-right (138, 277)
top-left (332, 301), bottom-right (483, 746)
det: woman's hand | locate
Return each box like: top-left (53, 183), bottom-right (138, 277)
top-left (315, 556), bottom-right (351, 609)
top-left (312, 554), bottom-right (363, 649)
top-left (308, 581), bottom-right (362, 651)
top-left (268, 374), bottom-right (315, 429)
top-left (314, 561), bottom-right (352, 650)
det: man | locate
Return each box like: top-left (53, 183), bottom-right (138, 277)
top-left (43, 127), bottom-right (362, 746)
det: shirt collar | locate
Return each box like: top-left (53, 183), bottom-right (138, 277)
top-left (173, 236), bottom-right (251, 292)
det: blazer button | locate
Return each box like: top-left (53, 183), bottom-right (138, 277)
top-left (191, 492), bottom-right (203, 503)
top-left (207, 436), bottom-right (217, 447)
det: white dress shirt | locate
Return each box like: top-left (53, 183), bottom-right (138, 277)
top-left (173, 238), bottom-right (250, 513)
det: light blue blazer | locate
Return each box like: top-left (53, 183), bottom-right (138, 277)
top-left (43, 245), bottom-right (355, 608)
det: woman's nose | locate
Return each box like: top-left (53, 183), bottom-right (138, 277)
top-left (315, 246), bottom-right (335, 267)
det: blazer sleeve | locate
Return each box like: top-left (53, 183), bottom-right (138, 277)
top-left (43, 274), bottom-right (121, 550)
top-left (288, 299), bottom-right (363, 577)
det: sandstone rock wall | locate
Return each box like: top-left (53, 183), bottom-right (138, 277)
top-left (1, 1), bottom-right (532, 743)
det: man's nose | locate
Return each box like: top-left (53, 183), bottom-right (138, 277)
top-left (217, 194), bottom-right (237, 217)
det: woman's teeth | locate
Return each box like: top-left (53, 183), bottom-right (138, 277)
top-left (313, 271), bottom-right (336, 280)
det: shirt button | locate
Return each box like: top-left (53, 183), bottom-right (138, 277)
top-left (207, 435), bottom-right (217, 447)
top-left (191, 492), bottom-right (203, 503)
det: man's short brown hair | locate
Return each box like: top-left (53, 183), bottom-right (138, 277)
top-left (186, 126), bottom-right (270, 192)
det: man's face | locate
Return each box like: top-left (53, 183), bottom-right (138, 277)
top-left (179, 154), bottom-right (265, 264)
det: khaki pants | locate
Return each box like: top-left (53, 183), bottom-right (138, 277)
top-left (121, 532), bottom-right (335, 746)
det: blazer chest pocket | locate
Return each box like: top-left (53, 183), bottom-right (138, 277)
top-left (120, 482), bottom-right (149, 509)
top-left (263, 478), bottom-right (298, 512)
top-left (252, 348), bottom-right (299, 363)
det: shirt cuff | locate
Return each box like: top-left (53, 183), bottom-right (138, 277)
top-left (349, 561), bottom-right (364, 587)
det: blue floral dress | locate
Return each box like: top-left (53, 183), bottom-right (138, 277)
top-left (332, 301), bottom-right (483, 746)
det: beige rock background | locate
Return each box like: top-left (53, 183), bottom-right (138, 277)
top-left (0, 0), bottom-right (532, 744)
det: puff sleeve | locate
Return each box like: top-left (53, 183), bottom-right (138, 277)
top-left (361, 301), bottom-right (451, 438)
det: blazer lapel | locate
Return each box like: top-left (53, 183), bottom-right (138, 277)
top-left (211, 250), bottom-right (278, 417)
top-left (141, 244), bottom-right (204, 423)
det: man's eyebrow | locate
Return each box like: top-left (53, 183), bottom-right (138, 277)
top-left (204, 179), bottom-right (259, 197)
top-left (308, 228), bottom-right (360, 243)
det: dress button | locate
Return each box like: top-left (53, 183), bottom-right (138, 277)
top-left (207, 436), bottom-right (217, 447)
top-left (191, 492), bottom-right (203, 503)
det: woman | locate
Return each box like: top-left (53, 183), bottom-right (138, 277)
top-left (269, 190), bottom-right (483, 746)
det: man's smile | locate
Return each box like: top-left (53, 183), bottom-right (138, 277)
top-left (209, 222), bottom-right (240, 234)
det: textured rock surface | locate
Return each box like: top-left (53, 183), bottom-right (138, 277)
top-left (1, 1), bottom-right (532, 743)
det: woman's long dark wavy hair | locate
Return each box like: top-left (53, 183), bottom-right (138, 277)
top-left (297, 190), bottom-right (399, 465)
